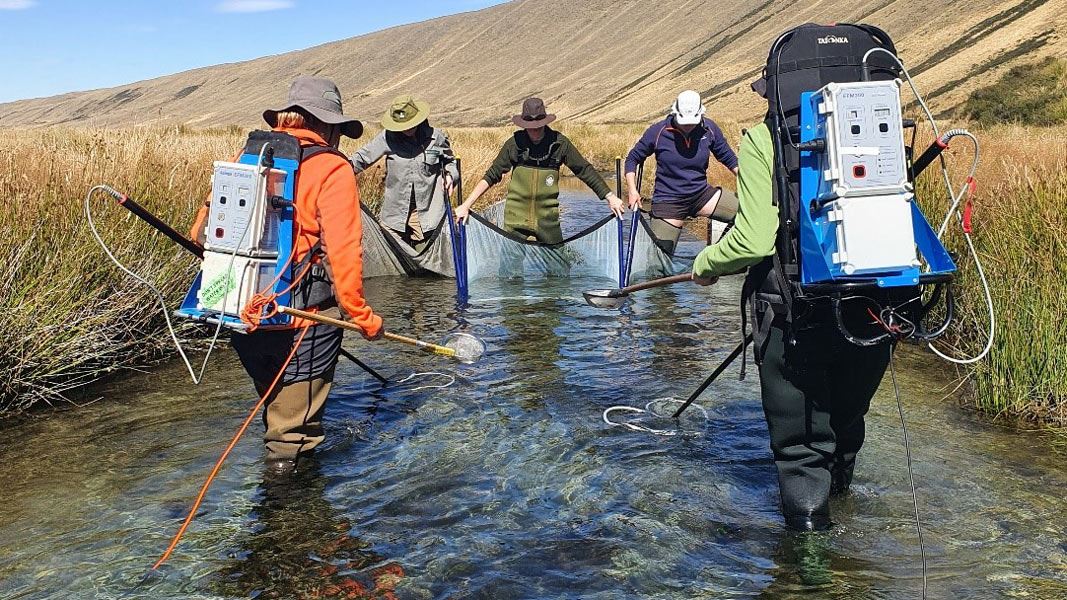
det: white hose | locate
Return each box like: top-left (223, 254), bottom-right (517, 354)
top-left (84, 145), bottom-right (269, 383)
top-left (603, 398), bottom-right (709, 437)
top-left (394, 372), bottom-right (456, 392)
top-left (85, 185), bottom-right (226, 384)
top-left (862, 50), bottom-right (996, 364)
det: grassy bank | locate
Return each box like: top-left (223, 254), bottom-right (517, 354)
top-left (918, 124), bottom-right (1067, 425)
top-left (0, 122), bottom-right (1062, 426)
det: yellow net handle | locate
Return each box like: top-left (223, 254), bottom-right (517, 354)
top-left (276, 306), bottom-right (457, 358)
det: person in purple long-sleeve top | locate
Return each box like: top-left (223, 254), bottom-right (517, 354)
top-left (625, 90), bottom-right (739, 254)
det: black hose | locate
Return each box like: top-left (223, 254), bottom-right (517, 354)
top-left (103, 186), bottom-right (205, 259)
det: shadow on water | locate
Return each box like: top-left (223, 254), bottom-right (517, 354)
top-left (0, 191), bottom-right (1065, 599)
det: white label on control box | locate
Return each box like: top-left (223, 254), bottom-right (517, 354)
top-left (204, 161), bottom-right (287, 257)
top-left (816, 81), bottom-right (909, 200)
top-left (197, 251), bottom-right (278, 316)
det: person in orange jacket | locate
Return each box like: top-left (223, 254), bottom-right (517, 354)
top-left (189, 76), bottom-right (383, 469)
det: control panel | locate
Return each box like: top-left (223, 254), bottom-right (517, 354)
top-left (815, 80), bottom-right (909, 200)
top-left (204, 161), bottom-right (286, 257)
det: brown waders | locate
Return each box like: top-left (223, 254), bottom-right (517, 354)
top-left (231, 322), bottom-right (344, 462)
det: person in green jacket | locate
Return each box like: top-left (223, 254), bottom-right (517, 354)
top-left (453, 97), bottom-right (625, 244)
top-left (692, 120), bottom-right (891, 531)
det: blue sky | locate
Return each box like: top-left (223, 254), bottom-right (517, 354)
top-left (0, 0), bottom-right (507, 103)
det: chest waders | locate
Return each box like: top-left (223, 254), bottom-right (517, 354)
top-left (504, 165), bottom-right (562, 244)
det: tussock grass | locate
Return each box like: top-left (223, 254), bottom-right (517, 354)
top-left (918, 123), bottom-right (1067, 425)
top-left (0, 121), bottom-right (1062, 426)
top-left (0, 127), bottom-right (240, 413)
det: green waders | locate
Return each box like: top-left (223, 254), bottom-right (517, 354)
top-left (504, 164), bottom-right (563, 244)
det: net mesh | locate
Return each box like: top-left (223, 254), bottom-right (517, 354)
top-left (360, 203), bottom-right (456, 278)
top-left (625, 210), bottom-right (698, 282)
top-left (462, 200), bottom-right (621, 286)
top-left (444, 332), bottom-right (486, 364)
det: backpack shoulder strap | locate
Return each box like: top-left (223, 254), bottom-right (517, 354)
top-left (300, 144), bottom-right (348, 162)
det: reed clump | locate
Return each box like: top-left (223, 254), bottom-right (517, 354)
top-left (0, 127), bottom-right (241, 413)
top-left (917, 124), bottom-right (1067, 425)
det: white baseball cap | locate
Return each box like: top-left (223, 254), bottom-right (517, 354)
top-left (670, 90), bottom-right (705, 126)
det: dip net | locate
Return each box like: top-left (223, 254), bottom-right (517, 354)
top-left (458, 201), bottom-right (623, 299)
top-left (359, 203), bottom-right (456, 278)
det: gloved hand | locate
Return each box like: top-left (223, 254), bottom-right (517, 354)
top-left (692, 272), bottom-right (719, 286)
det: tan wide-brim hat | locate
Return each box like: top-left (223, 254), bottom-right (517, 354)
top-left (263, 76), bottom-right (364, 139)
top-left (381, 95), bottom-right (430, 132)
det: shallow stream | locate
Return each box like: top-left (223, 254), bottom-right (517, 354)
top-left (1, 192), bottom-right (1064, 599)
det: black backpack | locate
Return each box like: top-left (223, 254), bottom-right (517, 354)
top-left (753, 23), bottom-right (901, 274)
top-left (742, 24), bottom-right (947, 358)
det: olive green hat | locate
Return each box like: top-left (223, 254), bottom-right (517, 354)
top-left (381, 95), bottom-right (430, 132)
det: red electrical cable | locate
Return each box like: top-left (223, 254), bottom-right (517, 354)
top-left (151, 324), bottom-right (312, 570)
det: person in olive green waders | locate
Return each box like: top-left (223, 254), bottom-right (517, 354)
top-left (690, 100), bottom-right (891, 533)
top-left (453, 97), bottom-right (625, 242)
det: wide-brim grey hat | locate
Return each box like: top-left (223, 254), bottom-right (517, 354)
top-left (511, 97), bottom-right (556, 129)
top-left (263, 76), bottom-right (364, 139)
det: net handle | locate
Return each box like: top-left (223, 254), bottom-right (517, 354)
top-left (276, 306), bottom-right (457, 358)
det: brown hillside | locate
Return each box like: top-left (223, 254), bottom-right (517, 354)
top-left (1, 0), bottom-right (1064, 128)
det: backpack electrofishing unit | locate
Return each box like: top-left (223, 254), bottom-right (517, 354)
top-left (748, 23), bottom-right (969, 348)
top-left (175, 131), bottom-right (339, 331)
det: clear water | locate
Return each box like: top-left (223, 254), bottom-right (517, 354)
top-left (1, 192), bottom-right (1065, 599)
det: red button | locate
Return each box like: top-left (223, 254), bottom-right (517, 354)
top-left (215, 228), bottom-right (225, 238)
top-left (853, 165), bottom-right (867, 178)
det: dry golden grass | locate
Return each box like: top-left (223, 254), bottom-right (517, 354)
top-left (0, 122), bottom-right (1062, 426)
top-left (919, 123), bottom-right (1067, 425)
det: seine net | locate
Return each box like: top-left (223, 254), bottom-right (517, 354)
top-left (625, 209), bottom-right (700, 283)
top-left (359, 203), bottom-right (456, 278)
top-left (460, 200), bottom-right (622, 292)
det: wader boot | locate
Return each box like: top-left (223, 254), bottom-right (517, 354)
top-left (757, 312), bottom-right (890, 531)
top-left (708, 187), bottom-right (738, 245)
top-left (649, 218), bottom-right (682, 256)
top-left (231, 324), bottom-right (344, 467)
top-left (503, 164), bottom-right (563, 244)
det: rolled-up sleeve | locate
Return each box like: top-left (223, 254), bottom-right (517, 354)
top-left (693, 123), bottom-right (777, 278)
top-left (351, 132), bottom-right (388, 174)
top-left (438, 131), bottom-right (460, 181)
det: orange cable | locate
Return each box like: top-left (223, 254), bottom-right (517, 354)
top-left (239, 220), bottom-right (315, 331)
top-left (151, 324), bottom-right (312, 570)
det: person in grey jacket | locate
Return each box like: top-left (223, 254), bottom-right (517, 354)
top-left (352, 95), bottom-right (459, 249)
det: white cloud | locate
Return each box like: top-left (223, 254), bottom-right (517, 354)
top-left (0, 0), bottom-right (37, 10)
top-left (216, 0), bottom-right (294, 12)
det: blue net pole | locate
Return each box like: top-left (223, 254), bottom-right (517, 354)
top-left (623, 162), bottom-right (644, 287)
top-left (453, 158), bottom-right (469, 305)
